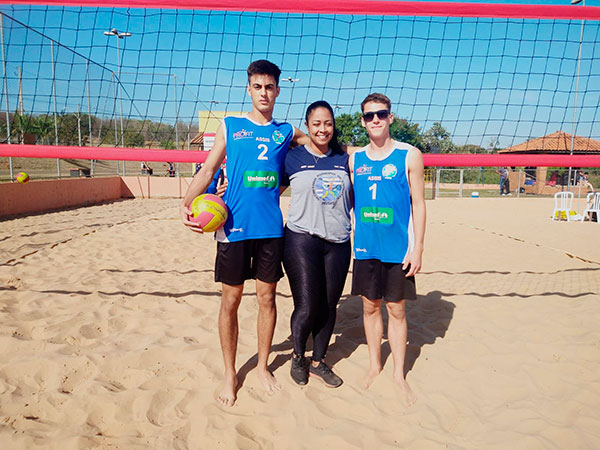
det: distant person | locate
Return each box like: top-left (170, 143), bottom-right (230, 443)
top-left (350, 93), bottom-right (426, 406)
top-left (168, 162), bottom-right (176, 177)
top-left (282, 101), bottom-right (351, 388)
top-left (497, 166), bottom-right (510, 195)
top-left (141, 162), bottom-right (153, 175)
top-left (580, 171), bottom-right (594, 191)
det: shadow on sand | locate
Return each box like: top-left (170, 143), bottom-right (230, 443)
top-left (238, 289), bottom-right (455, 385)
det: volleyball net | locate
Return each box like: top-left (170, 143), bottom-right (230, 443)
top-left (0, 0), bottom-right (599, 178)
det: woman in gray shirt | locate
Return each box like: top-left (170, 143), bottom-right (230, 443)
top-left (281, 101), bottom-right (351, 388)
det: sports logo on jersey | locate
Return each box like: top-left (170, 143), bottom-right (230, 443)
top-left (243, 171), bottom-right (279, 188)
top-left (312, 172), bottom-right (344, 204)
top-left (356, 164), bottom-right (372, 175)
top-left (272, 130), bottom-right (285, 144)
top-left (233, 129), bottom-right (254, 140)
top-left (256, 137), bottom-right (270, 143)
top-left (382, 164), bottom-right (398, 179)
top-left (360, 207), bottom-right (394, 224)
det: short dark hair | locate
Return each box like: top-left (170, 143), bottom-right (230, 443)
top-left (304, 100), bottom-right (343, 155)
top-left (247, 59), bottom-right (281, 86)
top-left (361, 92), bottom-right (391, 112)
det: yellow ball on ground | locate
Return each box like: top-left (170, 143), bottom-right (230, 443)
top-left (16, 172), bottom-right (30, 184)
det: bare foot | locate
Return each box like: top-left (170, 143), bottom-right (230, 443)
top-left (217, 374), bottom-right (239, 407)
top-left (258, 367), bottom-right (282, 395)
top-left (362, 367), bottom-right (382, 389)
top-left (394, 374), bottom-right (417, 407)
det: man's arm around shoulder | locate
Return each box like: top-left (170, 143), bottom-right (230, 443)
top-left (291, 127), bottom-right (309, 147)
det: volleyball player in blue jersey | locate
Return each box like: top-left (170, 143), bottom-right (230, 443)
top-left (350, 93), bottom-right (426, 406)
top-left (180, 60), bottom-right (308, 407)
top-left (281, 101), bottom-right (352, 388)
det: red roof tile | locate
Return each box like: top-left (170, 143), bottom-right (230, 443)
top-left (499, 131), bottom-right (600, 154)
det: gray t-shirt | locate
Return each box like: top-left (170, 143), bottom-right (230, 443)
top-left (283, 145), bottom-right (352, 243)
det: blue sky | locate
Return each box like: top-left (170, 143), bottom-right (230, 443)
top-left (0, 0), bottom-right (599, 149)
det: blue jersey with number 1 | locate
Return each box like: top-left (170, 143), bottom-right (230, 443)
top-left (215, 116), bottom-right (294, 243)
top-left (352, 142), bottom-right (415, 263)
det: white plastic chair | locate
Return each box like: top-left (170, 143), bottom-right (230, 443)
top-left (552, 192), bottom-right (575, 221)
top-left (581, 192), bottom-right (600, 224)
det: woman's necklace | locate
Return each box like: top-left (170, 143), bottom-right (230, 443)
top-left (306, 143), bottom-right (328, 166)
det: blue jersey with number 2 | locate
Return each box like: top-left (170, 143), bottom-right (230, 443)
top-left (215, 116), bottom-right (294, 243)
top-left (353, 143), bottom-right (415, 263)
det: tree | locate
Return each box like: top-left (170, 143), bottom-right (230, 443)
top-left (422, 121), bottom-right (455, 153)
top-left (13, 113), bottom-right (37, 143)
top-left (336, 112), bottom-right (369, 147)
top-left (336, 112), bottom-right (422, 149)
top-left (36, 115), bottom-right (54, 145)
top-left (456, 144), bottom-right (487, 154)
top-left (159, 139), bottom-right (175, 150)
top-left (57, 113), bottom-right (90, 146)
top-left (0, 119), bottom-right (6, 143)
top-left (488, 136), bottom-right (501, 153)
top-left (124, 130), bottom-right (145, 148)
top-left (390, 118), bottom-right (422, 149)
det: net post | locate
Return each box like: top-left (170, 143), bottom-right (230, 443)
top-left (0, 13), bottom-right (13, 181)
top-left (51, 40), bottom-right (60, 178)
top-left (86, 60), bottom-right (94, 176)
top-left (174, 73), bottom-right (180, 177)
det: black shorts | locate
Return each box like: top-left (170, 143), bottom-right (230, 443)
top-left (215, 237), bottom-right (284, 286)
top-left (351, 258), bottom-right (417, 302)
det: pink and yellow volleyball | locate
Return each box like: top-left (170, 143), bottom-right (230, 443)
top-left (190, 193), bottom-right (228, 232)
top-left (16, 172), bottom-right (30, 184)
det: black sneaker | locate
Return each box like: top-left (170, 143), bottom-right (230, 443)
top-left (290, 355), bottom-right (309, 385)
top-left (309, 362), bottom-right (343, 388)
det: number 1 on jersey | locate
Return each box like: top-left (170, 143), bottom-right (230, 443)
top-left (369, 183), bottom-right (377, 200)
top-left (258, 144), bottom-right (268, 160)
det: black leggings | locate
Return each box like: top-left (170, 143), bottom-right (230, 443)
top-left (282, 227), bottom-right (351, 361)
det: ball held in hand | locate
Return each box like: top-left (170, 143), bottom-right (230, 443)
top-left (190, 193), bottom-right (228, 232)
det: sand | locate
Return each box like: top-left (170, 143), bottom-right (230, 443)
top-left (1, 197), bottom-right (599, 449)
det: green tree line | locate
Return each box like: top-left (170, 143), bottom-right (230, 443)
top-left (2, 109), bottom-right (500, 155)
top-left (335, 112), bottom-right (499, 154)
top-left (0, 112), bottom-right (182, 149)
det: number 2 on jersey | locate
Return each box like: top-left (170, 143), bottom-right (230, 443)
top-left (257, 144), bottom-right (268, 160)
top-left (369, 183), bottom-right (377, 200)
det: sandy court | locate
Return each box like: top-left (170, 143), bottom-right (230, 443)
top-left (1, 196), bottom-right (599, 449)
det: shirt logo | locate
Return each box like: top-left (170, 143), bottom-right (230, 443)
top-left (356, 164), bottom-right (372, 175)
top-left (243, 171), bottom-right (279, 188)
top-left (355, 248), bottom-right (367, 252)
top-left (233, 129), bottom-right (254, 140)
top-left (256, 137), bottom-right (270, 143)
top-left (367, 176), bottom-right (382, 181)
top-left (229, 227), bottom-right (244, 232)
top-left (360, 207), bottom-right (394, 224)
top-left (312, 172), bottom-right (344, 205)
top-left (382, 164), bottom-right (398, 179)
top-left (272, 130), bottom-right (285, 144)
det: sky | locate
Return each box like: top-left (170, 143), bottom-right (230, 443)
top-left (0, 0), bottom-right (599, 149)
